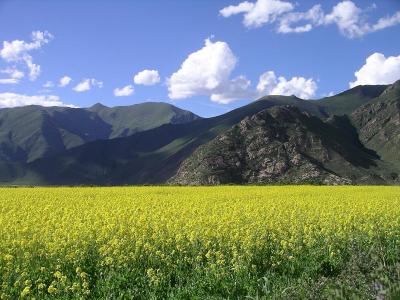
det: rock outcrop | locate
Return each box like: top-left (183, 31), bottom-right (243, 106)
top-left (352, 80), bottom-right (400, 170)
top-left (170, 104), bottom-right (399, 185)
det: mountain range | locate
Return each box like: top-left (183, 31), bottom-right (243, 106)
top-left (0, 81), bottom-right (399, 185)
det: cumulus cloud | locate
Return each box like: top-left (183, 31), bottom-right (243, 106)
top-left (168, 38), bottom-right (237, 99)
top-left (167, 38), bottom-right (316, 103)
top-left (220, 1), bottom-right (400, 38)
top-left (167, 38), bottom-right (253, 103)
top-left (0, 67), bottom-right (24, 84)
top-left (220, 0), bottom-right (294, 28)
top-left (350, 53), bottom-right (400, 87)
top-left (0, 93), bottom-right (76, 108)
top-left (278, 5), bottom-right (325, 33)
top-left (59, 75), bottom-right (72, 87)
top-left (256, 71), bottom-right (317, 99)
top-left (133, 69), bottom-right (160, 85)
top-left (324, 1), bottom-right (368, 38)
top-left (114, 85), bottom-right (134, 97)
top-left (0, 31), bottom-right (53, 81)
top-left (211, 76), bottom-right (254, 104)
top-left (325, 2), bottom-right (400, 38)
top-left (73, 78), bottom-right (103, 92)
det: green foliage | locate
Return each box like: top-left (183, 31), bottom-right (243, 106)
top-left (0, 186), bottom-right (399, 299)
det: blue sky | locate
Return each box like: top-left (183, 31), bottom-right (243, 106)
top-left (0, 0), bottom-right (399, 117)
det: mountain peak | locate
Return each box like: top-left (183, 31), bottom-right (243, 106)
top-left (89, 103), bottom-right (108, 110)
top-left (169, 105), bottom-right (360, 185)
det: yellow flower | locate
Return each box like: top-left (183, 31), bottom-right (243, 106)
top-left (20, 286), bottom-right (30, 297)
top-left (104, 256), bottom-right (113, 266)
top-left (47, 285), bottom-right (57, 294)
top-left (53, 271), bottom-right (63, 279)
top-left (3, 254), bottom-right (13, 261)
top-left (0, 186), bottom-right (398, 297)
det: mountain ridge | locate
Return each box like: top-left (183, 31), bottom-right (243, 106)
top-left (0, 82), bottom-right (399, 185)
top-left (170, 105), bottom-right (396, 185)
top-left (0, 102), bottom-right (200, 163)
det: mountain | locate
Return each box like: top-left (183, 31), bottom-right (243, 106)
top-left (171, 82), bottom-right (399, 185)
top-left (0, 102), bottom-right (199, 163)
top-left (352, 80), bottom-right (400, 170)
top-left (0, 82), bottom-right (399, 186)
top-left (315, 85), bottom-right (387, 116)
top-left (170, 106), bottom-right (397, 185)
top-left (87, 102), bottom-right (200, 138)
top-left (0, 105), bottom-right (109, 162)
top-left (16, 95), bottom-right (329, 185)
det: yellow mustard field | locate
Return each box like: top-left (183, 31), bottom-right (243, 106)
top-left (0, 186), bottom-right (400, 299)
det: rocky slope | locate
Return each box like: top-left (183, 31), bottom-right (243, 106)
top-left (170, 105), bottom-right (396, 185)
top-left (352, 80), bottom-right (400, 169)
top-left (0, 82), bottom-right (399, 185)
top-left (20, 96), bottom-right (320, 185)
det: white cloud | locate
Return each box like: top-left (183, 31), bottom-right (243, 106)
top-left (0, 67), bottom-right (24, 84)
top-left (168, 38), bottom-right (316, 103)
top-left (220, 1), bottom-right (400, 38)
top-left (0, 93), bottom-right (76, 108)
top-left (219, 1), bottom-right (254, 18)
top-left (168, 38), bottom-right (253, 103)
top-left (278, 5), bottom-right (324, 33)
top-left (324, 1), bottom-right (368, 38)
top-left (73, 80), bottom-right (90, 92)
top-left (0, 79), bottom-right (18, 84)
top-left (220, 0), bottom-right (294, 28)
top-left (43, 81), bottom-right (54, 88)
top-left (324, 2), bottom-right (400, 38)
top-left (211, 76), bottom-right (254, 104)
top-left (0, 31), bottom-right (53, 81)
top-left (59, 75), bottom-right (72, 87)
top-left (372, 11), bottom-right (400, 31)
top-left (256, 71), bottom-right (317, 99)
top-left (73, 78), bottom-right (103, 92)
top-left (133, 69), bottom-right (160, 85)
top-left (114, 85), bottom-right (134, 97)
top-left (168, 38), bottom-right (237, 99)
top-left (350, 53), bottom-right (400, 87)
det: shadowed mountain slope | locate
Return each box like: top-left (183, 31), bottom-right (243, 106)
top-left (20, 96), bottom-right (327, 185)
top-left (0, 102), bottom-right (199, 163)
top-left (170, 106), bottom-right (395, 185)
top-left (1, 82), bottom-right (399, 186)
top-left (351, 80), bottom-right (400, 169)
top-left (315, 85), bottom-right (387, 116)
top-left (87, 102), bottom-right (200, 138)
